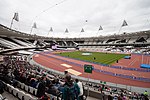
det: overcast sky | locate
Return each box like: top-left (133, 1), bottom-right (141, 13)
top-left (0, 0), bottom-right (150, 38)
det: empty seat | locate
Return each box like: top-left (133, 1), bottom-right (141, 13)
top-left (24, 94), bottom-right (32, 100)
top-left (6, 84), bottom-right (10, 92)
top-left (13, 88), bottom-right (19, 97)
top-left (6, 84), bottom-right (14, 93)
top-left (25, 85), bottom-right (29, 92)
top-left (30, 96), bottom-right (38, 100)
top-left (17, 81), bottom-right (21, 88)
top-left (20, 83), bottom-right (25, 90)
top-left (28, 86), bottom-right (34, 94)
top-left (18, 91), bottom-right (25, 100)
top-left (34, 88), bottom-right (37, 96)
top-left (0, 94), bottom-right (7, 100)
top-left (53, 96), bottom-right (57, 100)
top-left (9, 85), bottom-right (15, 94)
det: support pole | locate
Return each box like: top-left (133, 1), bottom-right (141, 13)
top-left (10, 18), bottom-right (14, 29)
top-left (30, 27), bottom-right (33, 34)
top-left (96, 30), bottom-right (99, 36)
top-left (117, 26), bottom-right (122, 35)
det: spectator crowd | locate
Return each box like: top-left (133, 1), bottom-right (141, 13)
top-left (0, 55), bottom-right (149, 100)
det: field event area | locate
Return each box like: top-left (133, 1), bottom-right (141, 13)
top-left (57, 51), bottom-right (129, 65)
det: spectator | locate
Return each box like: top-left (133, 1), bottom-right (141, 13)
top-left (36, 76), bottom-right (46, 98)
top-left (64, 71), bottom-right (68, 76)
top-left (39, 94), bottom-right (50, 100)
top-left (30, 78), bottom-right (37, 88)
top-left (0, 80), bottom-right (4, 94)
top-left (62, 74), bottom-right (79, 100)
top-left (75, 79), bottom-right (84, 100)
top-left (47, 82), bottom-right (60, 96)
top-left (108, 92), bottom-right (113, 100)
top-left (144, 90), bottom-right (149, 97)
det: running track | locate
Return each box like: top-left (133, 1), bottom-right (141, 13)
top-left (33, 52), bottom-right (150, 88)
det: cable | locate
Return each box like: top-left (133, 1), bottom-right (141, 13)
top-left (30, 0), bottom-right (68, 26)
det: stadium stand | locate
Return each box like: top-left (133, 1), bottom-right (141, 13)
top-left (0, 55), bottom-right (149, 100)
top-left (0, 24), bottom-right (150, 100)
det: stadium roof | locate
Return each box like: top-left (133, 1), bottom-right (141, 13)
top-left (0, 24), bottom-right (150, 41)
top-left (0, 0), bottom-right (150, 38)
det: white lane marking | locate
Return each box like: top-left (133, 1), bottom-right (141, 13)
top-left (65, 69), bottom-right (82, 76)
top-left (61, 64), bottom-right (72, 68)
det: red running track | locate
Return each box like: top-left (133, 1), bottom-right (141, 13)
top-left (33, 52), bottom-right (150, 88)
top-left (112, 54), bottom-right (150, 68)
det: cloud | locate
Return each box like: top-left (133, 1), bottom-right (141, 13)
top-left (0, 0), bottom-right (150, 37)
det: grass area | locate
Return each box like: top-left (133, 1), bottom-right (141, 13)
top-left (57, 51), bottom-right (129, 65)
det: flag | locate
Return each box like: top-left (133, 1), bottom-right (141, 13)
top-left (81, 28), bottom-right (84, 32)
top-left (65, 28), bottom-right (69, 33)
top-left (32, 22), bottom-right (37, 28)
top-left (98, 25), bottom-right (103, 30)
top-left (13, 12), bottom-right (19, 21)
top-left (50, 27), bottom-right (53, 32)
top-left (121, 20), bottom-right (128, 27)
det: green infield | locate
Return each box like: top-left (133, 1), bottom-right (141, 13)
top-left (57, 51), bottom-right (129, 65)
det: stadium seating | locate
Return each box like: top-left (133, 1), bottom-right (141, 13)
top-left (0, 23), bottom-right (150, 99)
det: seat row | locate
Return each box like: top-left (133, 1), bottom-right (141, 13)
top-left (5, 83), bottom-right (37, 100)
top-left (17, 81), bottom-right (37, 96)
top-left (16, 81), bottom-right (60, 100)
top-left (2, 80), bottom-right (59, 100)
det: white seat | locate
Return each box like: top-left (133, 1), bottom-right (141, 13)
top-left (53, 96), bottom-right (57, 100)
top-left (6, 84), bottom-right (11, 88)
top-left (6, 84), bottom-right (11, 93)
top-left (20, 83), bottom-right (25, 89)
top-left (0, 94), bottom-right (4, 100)
top-left (17, 81), bottom-right (21, 88)
top-left (30, 96), bottom-right (38, 100)
top-left (24, 94), bottom-right (32, 100)
top-left (9, 85), bottom-right (15, 93)
top-left (2, 81), bottom-right (6, 85)
top-left (18, 91), bottom-right (25, 100)
top-left (34, 88), bottom-right (37, 96)
top-left (29, 86), bottom-right (34, 94)
top-left (6, 84), bottom-right (13, 93)
top-left (25, 85), bottom-right (29, 92)
top-left (13, 88), bottom-right (19, 97)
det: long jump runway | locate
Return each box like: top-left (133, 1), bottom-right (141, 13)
top-left (33, 52), bottom-right (150, 88)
